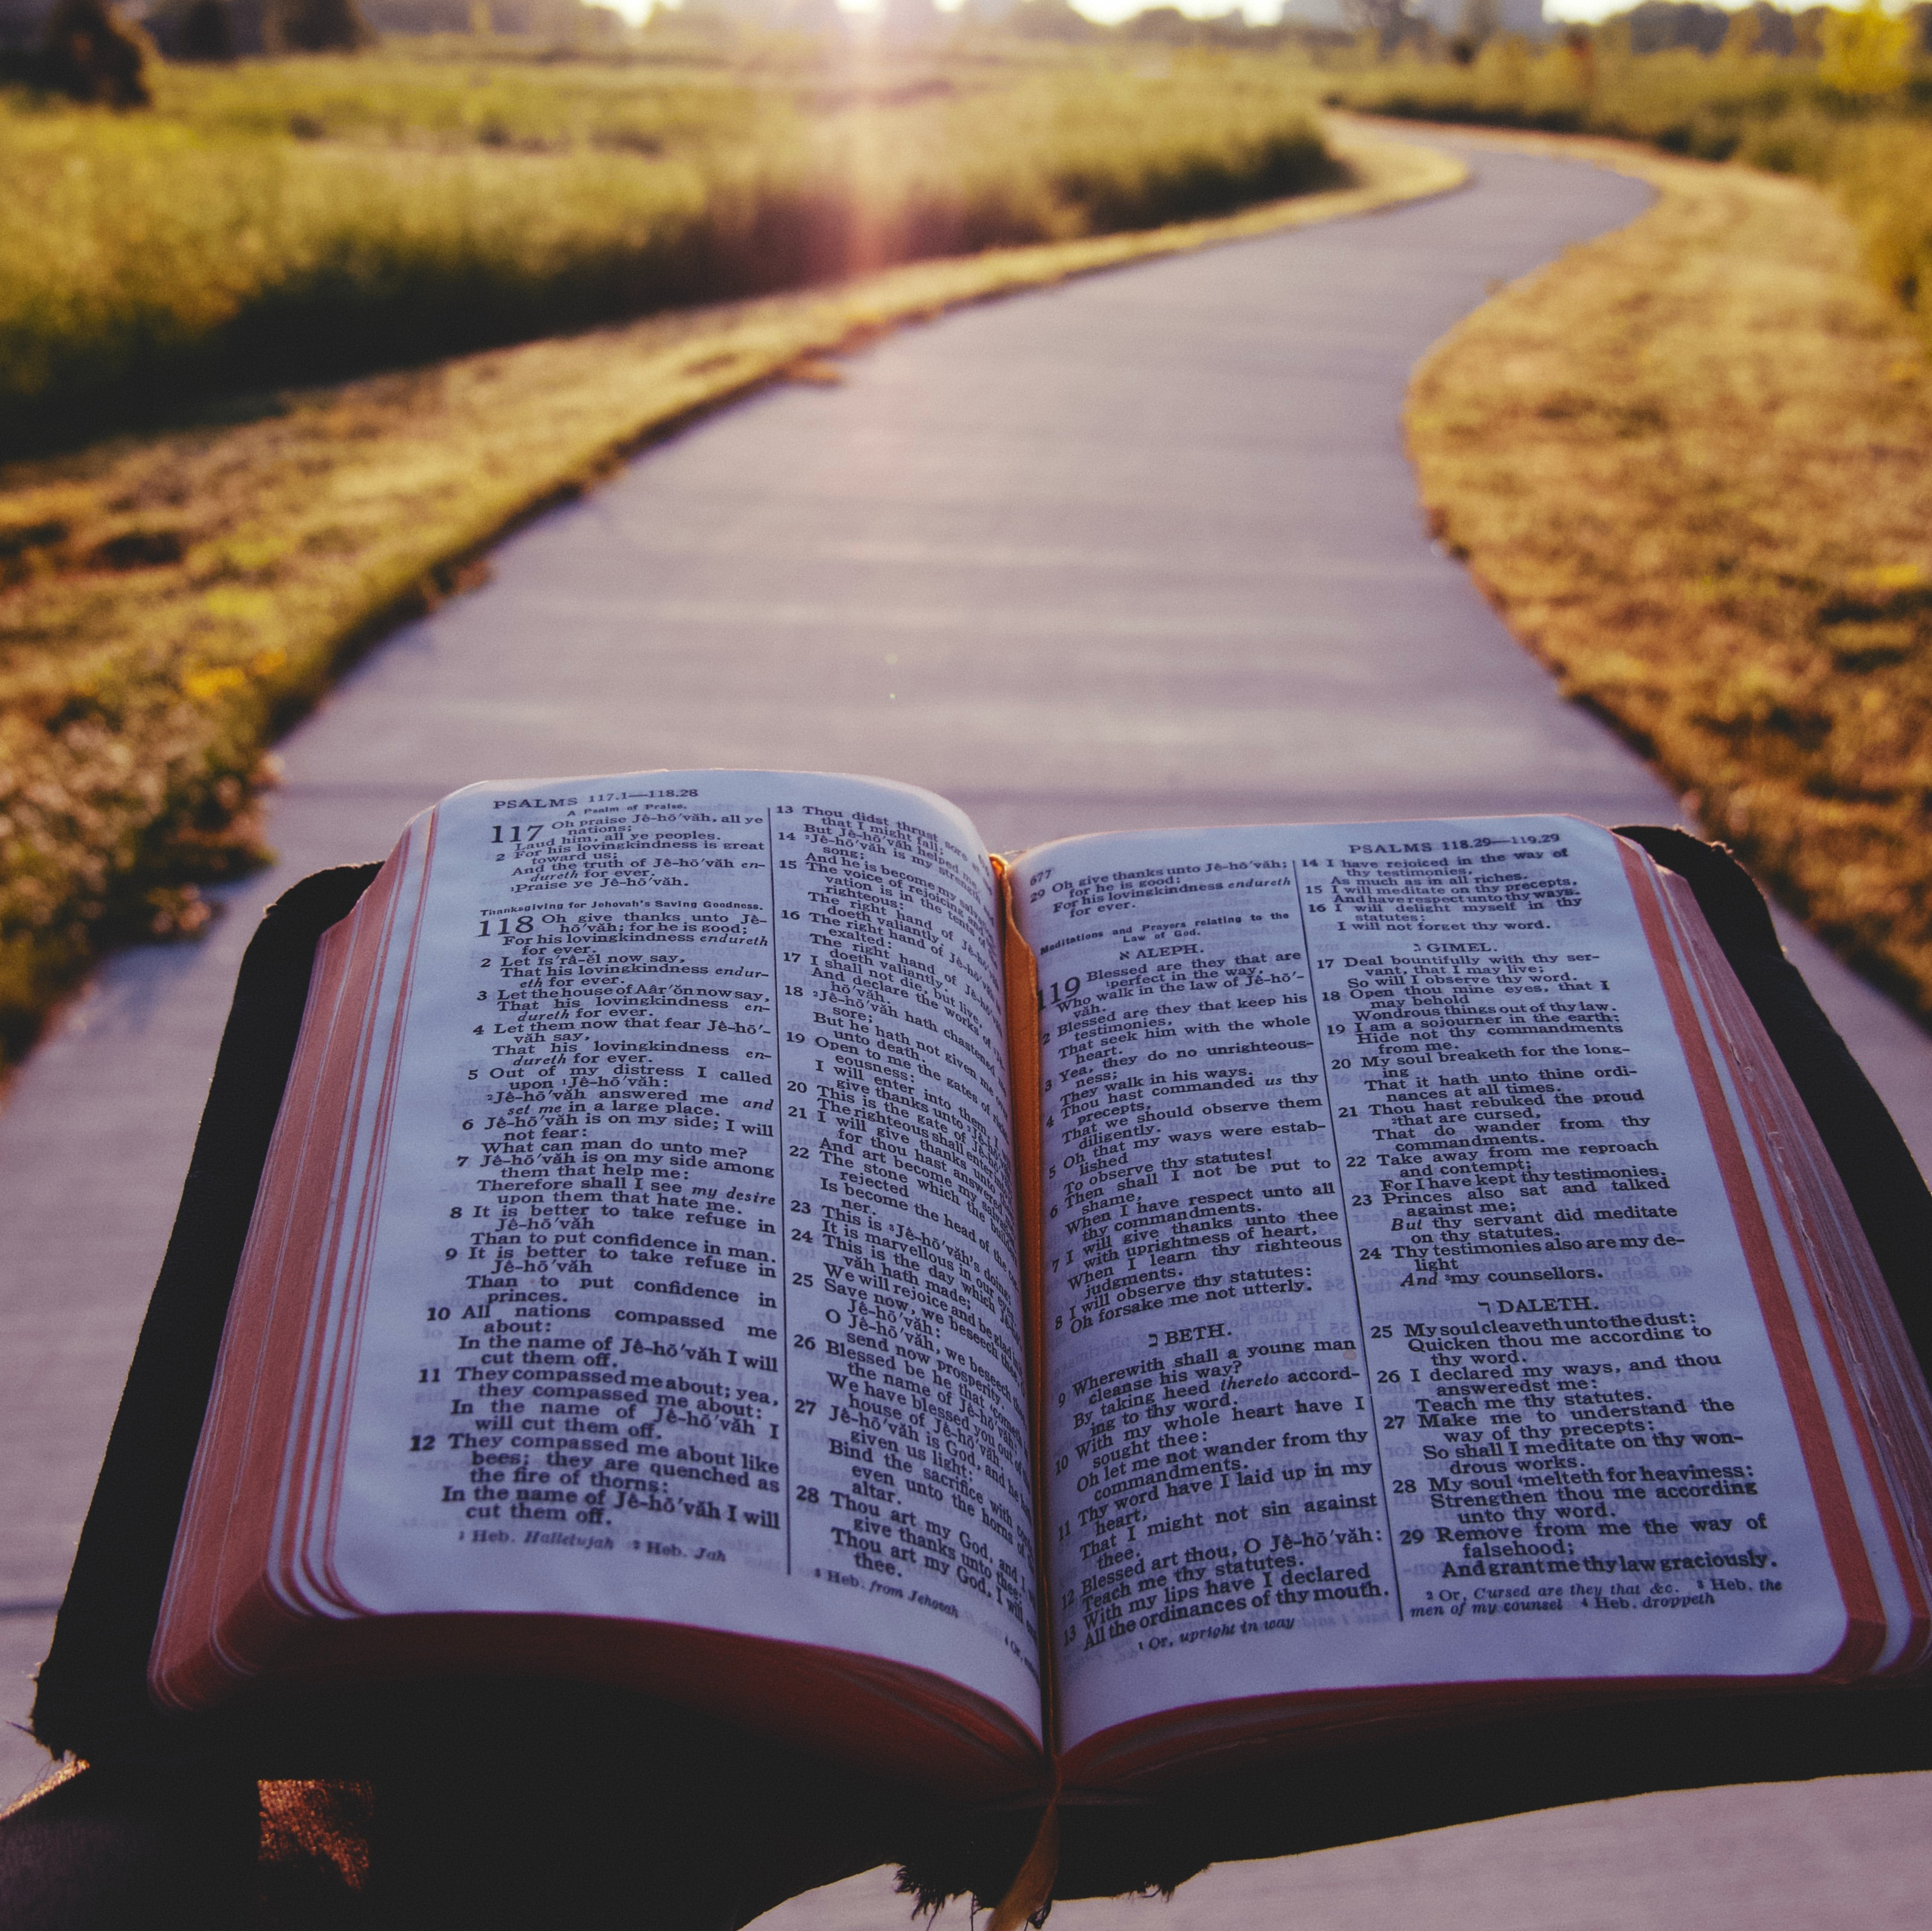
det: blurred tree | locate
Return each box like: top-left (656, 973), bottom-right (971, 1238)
top-left (1459, 0), bottom-right (1499, 41)
top-left (1122, 3), bottom-right (1193, 39)
top-left (1340, 0), bottom-right (1414, 52)
top-left (1004, 0), bottom-right (1100, 37)
top-left (1613, 1), bottom-right (1729, 53)
top-left (639, 0), bottom-right (737, 41)
top-left (271, 0), bottom-right (375, 46)
top-left (1787, 5), bottom-right (1828, 55)
top-left (1118, 6), bottom-right (1277, 45)
top-left (1719, 3), bottom-right (1760, 54)
top-left (1821, 0), bottom-right (1913, 93)
top-left (356, 0), bottom-right (610, 31)
top-left (38, 0), bottom-right (153, 103)
top-left (1447, 0), bottom-right (1496, 58)
top-left (177, 0), bottom-right (236, 55)
top-left (1728, 3), bottom-right (1797, 56)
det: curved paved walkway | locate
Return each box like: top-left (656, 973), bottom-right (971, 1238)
top-left (4, 134), bottom-right (1929, 1915)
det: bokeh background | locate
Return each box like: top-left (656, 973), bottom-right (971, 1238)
top-left (4, 0), bottom-right (1931, 1920)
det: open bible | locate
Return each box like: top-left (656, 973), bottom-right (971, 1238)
top-left (151, 771), bottom-right (1932, 1802)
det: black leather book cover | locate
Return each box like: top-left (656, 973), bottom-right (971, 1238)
top-left (22, 834), bottom-right (1932, 1913)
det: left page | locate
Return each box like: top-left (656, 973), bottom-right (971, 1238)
top-left (302, 771), bottom-right (1041, 1739)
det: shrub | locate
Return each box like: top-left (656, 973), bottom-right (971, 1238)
top-left (36, 0), bottom-right (155, 106)
top-left (272, 0), bottom-right (376, 53)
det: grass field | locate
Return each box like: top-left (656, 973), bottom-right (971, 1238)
top-left (1336, 30), bottom-right (1932, 1021)
top-left (1401, 126), bottom-right (1932, 1019)
top-left (1, 43), bottom-right (1336, 451)
top-left (0, 38), bottom-right (1356, 1065)
top-left (0, 98), bottom-right (1454, 1070)
top-left (11, 28), bottom-right (1932, 1075)
top-left (1340, 33), bottom-right (1932, 354)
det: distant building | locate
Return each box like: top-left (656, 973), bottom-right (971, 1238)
top-left (1419, 0), bottom-right (1547, 34)
top-left (1277, 0), bottom-right (1548, 36)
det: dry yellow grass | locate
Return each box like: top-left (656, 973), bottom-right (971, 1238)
top-left (0, 125), bottom-right (1463, 1064)
top-left (1401, 124), bottom-right (1932, 1018)
top-left (1338, 40), bottom-right (1932, 363)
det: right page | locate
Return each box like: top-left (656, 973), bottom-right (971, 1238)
top-left (1007, 817), bottom-right (1875, 1768)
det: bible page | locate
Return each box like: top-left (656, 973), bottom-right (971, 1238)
top-left (314, 771), bottom-right (1041, 1738)
top-left (1007, 817), bottom-right (1861, 1758)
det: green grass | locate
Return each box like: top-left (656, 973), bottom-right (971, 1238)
top-left (0, 44), bottom-right (1334, 450)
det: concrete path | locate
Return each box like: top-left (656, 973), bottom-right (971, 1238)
top-left (4, 135), bottom-right (1929, 1916)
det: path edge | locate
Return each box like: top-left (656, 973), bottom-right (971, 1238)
top-left (313, 123), bottom-right (1472, 630)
